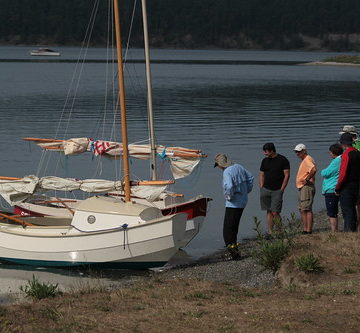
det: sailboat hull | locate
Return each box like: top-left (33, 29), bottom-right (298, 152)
top-left (14, 196), bottom-right (211, 247)
top-left (0, 212), bottom-right (187, 269)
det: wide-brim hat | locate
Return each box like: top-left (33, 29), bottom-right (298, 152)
top-left (214, 153), bottom-right (233, 168)
top-left (339, 125), bottom-right (358, 135)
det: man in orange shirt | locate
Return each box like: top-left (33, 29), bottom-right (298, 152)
top-left (294, 144), bottom-right (317, 234)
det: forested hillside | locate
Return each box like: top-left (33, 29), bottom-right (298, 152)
top-left (1, 0), bottom-right (360, 50)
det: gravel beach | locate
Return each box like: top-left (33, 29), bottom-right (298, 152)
top-left (156, 209), bottom-right (335, 287)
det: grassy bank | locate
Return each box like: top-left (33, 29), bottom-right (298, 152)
top-left (1, 230), bottom-right (360, 332)
top-left (322, 55), bottom-right (360, 64)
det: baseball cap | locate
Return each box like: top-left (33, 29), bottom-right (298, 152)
top-left (293, 143), bottom-right (306, 152)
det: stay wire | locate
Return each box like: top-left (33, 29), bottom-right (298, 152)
top-left (53, 0), bottom-right (101, 176)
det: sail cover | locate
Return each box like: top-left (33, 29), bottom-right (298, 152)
top-left (0, 175), bottom-right (123, 205)
top-left (0, 175), bottom-right (168, 205)
top-left (34, 138), bottom-right (204, 179)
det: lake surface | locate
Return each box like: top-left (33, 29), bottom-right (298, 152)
top-left (1, 46), bottom-right (360, 259)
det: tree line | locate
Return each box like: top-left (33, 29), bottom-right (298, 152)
top-left (1, 0), bottom-right (360, 50)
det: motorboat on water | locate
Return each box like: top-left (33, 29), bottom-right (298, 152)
top-left (30, 48), bottom-right (60, 56)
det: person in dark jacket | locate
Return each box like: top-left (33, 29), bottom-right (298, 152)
top-left (335, 133), bottom-right (360, 232)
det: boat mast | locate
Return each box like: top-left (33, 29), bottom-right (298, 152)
top-left (141, 0), bottom-right (157, 180)
top-left (113, 0), bottom-right (131, 202)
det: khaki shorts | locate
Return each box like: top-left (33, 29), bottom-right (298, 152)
top-left (298, 184), bottom-right (315, 211)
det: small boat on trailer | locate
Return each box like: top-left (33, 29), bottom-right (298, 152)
top-left (30, 48), bottom-right (60, 56)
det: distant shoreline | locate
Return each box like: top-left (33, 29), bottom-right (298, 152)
top-left (303, 61), bottom-right (360, 67)
top-left (0, 58), bottom-right (308, 65)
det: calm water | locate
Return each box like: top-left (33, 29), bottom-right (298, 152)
top-left (1, 46), bottom-right (360, 258)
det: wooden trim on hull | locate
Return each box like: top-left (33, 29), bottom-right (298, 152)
top-left (14, 196), bottom-right (212, 221)
top-left (162, 197), bottom-right (211, 219)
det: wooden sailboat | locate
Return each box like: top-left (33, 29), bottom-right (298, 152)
top-left (8, 0), bottom-right (211, 248)
top-left (0, 0), bottom-right (188, 268)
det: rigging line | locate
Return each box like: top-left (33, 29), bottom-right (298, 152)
top-left (130, 138), bottom-right (150, 145)
top-left (110, 96), bottom-right (121, 180)
top-left (95, 159), bottom-right (104, 178)
top-left (92, 0), bottom-right (113, 178)
top-left (36, 147), bottom-right (56, 178)
top-left (85, 0), bottom-right (115, 145)
top-left (121, 0), bottom-right (147, 104)
top-left (54, 0), bottom-right (100, 141)
top-left (94, 0), bottom-right (116, 139)
top-left (124, 0), bottom-right (138, 62)
top-left (109, 15), bottom-right (117, 144)
top-left (122, 0), bottom-right (147, 99)
top-left (107, 0), bottom-right (121, 182)
top-left (62, 0), bottom-right (100, 138)
top-left (99, 9), bottom-right (111, 140)
top-left (123, 0), bottom-right (148, 110)
top-left (37, 0), bottom-right (100, 178)
top-left (100, 0), bottom-right (114, 140)
top-left (107, 97), bottom-right (118, 178)
top-left (53, 0), bottom-right (101, 176)
top-left (35, 148), bottom-right (48, 176)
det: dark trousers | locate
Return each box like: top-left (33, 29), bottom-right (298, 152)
top-left (339, 184), bottom-right (359, 232)
top-left (223, 207), bottom-right (244, 246)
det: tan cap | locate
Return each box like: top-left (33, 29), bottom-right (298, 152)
top-left (214, 154), bottom-right (233, 168)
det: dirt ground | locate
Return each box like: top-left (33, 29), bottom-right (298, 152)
top-left (1, 232), bottom-right (360, 332)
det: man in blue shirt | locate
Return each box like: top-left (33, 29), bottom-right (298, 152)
top-left (214, 153), bottom-right (254, 260)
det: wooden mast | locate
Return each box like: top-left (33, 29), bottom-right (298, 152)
top-left (113, 0), bottom-right (131, 202)
top-left (141, 0), bottom-right (157, 180)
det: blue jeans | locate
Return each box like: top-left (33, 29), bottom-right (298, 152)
top-left (339, 184), bottom-right (359, 232)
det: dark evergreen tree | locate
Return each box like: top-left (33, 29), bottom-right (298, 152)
top-left (0, 0), bottom-right (360, 50)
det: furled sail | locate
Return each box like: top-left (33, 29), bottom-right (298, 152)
top-left (0, 175), bottom-right (167, 205)
top-left (24, 137), bottom-right (206, 179)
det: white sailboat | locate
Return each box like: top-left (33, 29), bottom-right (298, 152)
top-left (0, 0), bottom-right (189, 268)
top-left (7, 0), bottom-right (211, 248)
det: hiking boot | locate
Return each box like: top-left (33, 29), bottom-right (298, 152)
top-left (226, 243), bottom-right (241, 261)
